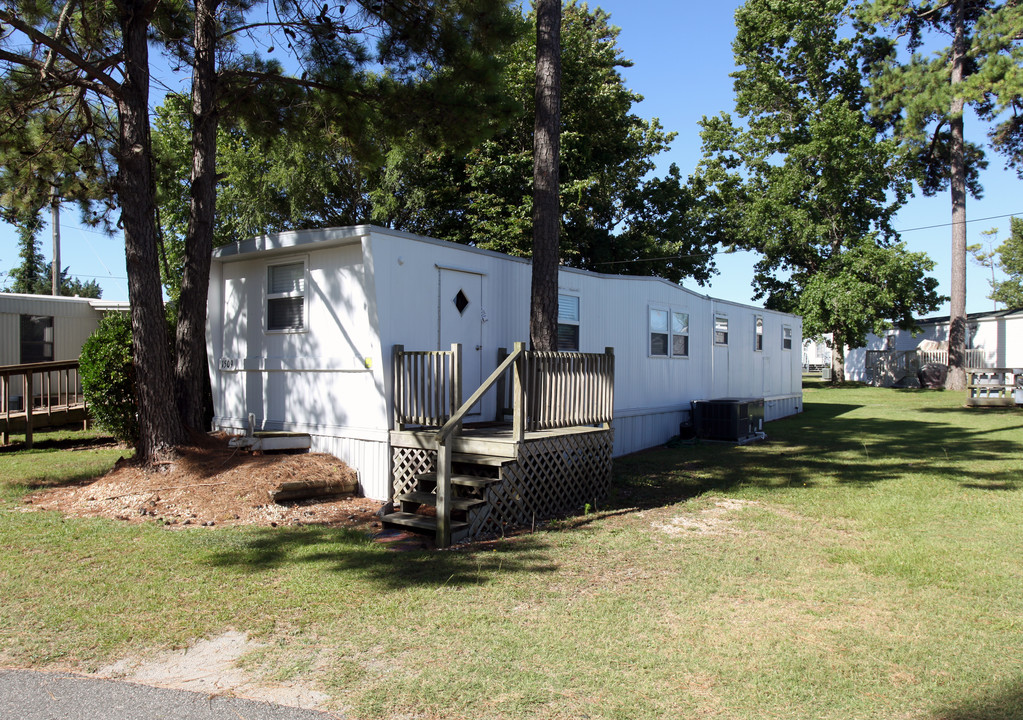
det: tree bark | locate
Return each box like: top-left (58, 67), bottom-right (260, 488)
top-left (175, 0), bottom-right (219, 430)
top-left (831, 329), bottom-right (845, 383)
top-left (117, 0), bottom-right (185, 461)
top-left (946, 0), bottom-right (968, 391)
top-left (530, 0), bottom-right (561, 352)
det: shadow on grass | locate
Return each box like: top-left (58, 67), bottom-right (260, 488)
top-left (0, 435), bottom-right (122, 455)
top-left (203, 526), bottom-right (558, 590)
top-left (609, 394), bottom-right (1023, 512)
top-left (936, 678), bottom-right (1023, 720)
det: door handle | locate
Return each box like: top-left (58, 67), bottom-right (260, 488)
top-left (475, 345), bottom-right (482, 351)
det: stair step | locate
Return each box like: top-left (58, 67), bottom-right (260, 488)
top-left (452, 453), bottom-right (508, 467)
top-left (397, 491), bottom-right (485, 511)
top-left (382, 511), bottom-right (468, 534)
top-left (415, 472), bottom-right (501, 489)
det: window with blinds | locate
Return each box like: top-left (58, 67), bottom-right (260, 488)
top-left (267, 261), bottom-right (306, 331)
top-left (557, 294), bottom-right (580, 351)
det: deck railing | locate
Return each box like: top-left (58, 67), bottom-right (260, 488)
top-left (866, 348), bottom-right (990, 386)
top-left (392, 344), bottom-right (462, 430)
top-left (0, 360), bottom-right (86, 446)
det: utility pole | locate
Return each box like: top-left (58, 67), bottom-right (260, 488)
top-left (50, 186), bottom-right (61, 296)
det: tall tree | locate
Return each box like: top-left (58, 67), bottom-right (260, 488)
top-left (3, 213), bottom-right (48, 294)
top-left (531, 0), bottom-right (561, 351)
top-left (0, 0), bottom-right (182, 460)
top-left (155, 0), bottom-right (520, 428)
top-left (373, 3), bottom-right (717, 286)
top-left (860, 0), bottom-right (1023, 389)
top-left (698, 0), bottom-right (942, 380)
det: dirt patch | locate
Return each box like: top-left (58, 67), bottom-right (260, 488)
top-left (654, 498), bottom-right (761, 537)
top-left (21, 433), bottom-right (383, 531)
top-left (96, 630), bottom-right (336, 714)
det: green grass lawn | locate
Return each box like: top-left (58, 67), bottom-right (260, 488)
top-left (1, 389), bottom-right (1022, 719)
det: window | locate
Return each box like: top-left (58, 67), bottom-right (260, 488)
top-left (650, 307), bottom-right (689, 358)
top-left (557, 294), bottom-right (580, 351)
top-left (754, 316), bottom-right (764, 352)
top-left (267, 261), bottom-right (306, 331)
top-left (782, 325), bottom-right (793, 350)
top-left (714, 315), bottom-right (729, 345)
top-left (20, 315), bottom-right (54, 364)
top-left (650, 308), bottom-right (669, 356)
top-left (672, 311), bottom-right (689, 357)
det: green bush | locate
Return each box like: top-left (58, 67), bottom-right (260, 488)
top-left (80, 312), bottom-right (138, 445)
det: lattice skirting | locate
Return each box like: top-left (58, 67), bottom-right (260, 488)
top-left (392, 430), bottom-right (614, 540)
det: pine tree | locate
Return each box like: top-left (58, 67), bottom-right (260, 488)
top-left (860, 0), bottom-right (1023, 389)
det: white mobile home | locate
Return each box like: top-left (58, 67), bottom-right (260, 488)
top-left (844, 307), bottom-right (1023, 383)
top-left (0, 293), bottom-right (129, 367)
top-left (207, 226), bottom-right (803, 506)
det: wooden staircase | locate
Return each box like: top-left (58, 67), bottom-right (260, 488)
top-left (382, 452), bottom-right (504, 543)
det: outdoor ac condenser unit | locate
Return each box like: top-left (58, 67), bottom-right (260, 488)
top-left (691, 398), bottom-right (765, 443)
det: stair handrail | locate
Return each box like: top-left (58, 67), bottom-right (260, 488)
top-left (431, 342), bottom-right (524, 548)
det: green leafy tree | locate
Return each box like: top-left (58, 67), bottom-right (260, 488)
top-left (3, 214), bottom-right (49, 294)
top-left (373, 2), bottom-right (718, 286)
top-left (698, 0), bottom-right (943, 381)
top-left (990, 217), bottom-right (1023, 308)
top-left (80, 312), bottom-right (138, 445)
top-left (860, 0), bottom-right (1023, 389)
top-left (968, 227), bottom-right (1000, 310)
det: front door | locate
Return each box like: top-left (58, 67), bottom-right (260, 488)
top-left (439, 268), bottom-right (483, 415)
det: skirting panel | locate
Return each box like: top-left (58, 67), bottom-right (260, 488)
top-left (765, 395), bottom-right (802, 422)
top-left (391, 429), bottom-right (614, 540)
top-left (612, 409), bottom-right (689, 456)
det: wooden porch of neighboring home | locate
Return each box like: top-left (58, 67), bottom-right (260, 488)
top-left (386, 342), bottom-right (615, 547)
top-left (0, 360), bottom-right (88, 446)
top-left (865, 348), bottom-right (988, 387)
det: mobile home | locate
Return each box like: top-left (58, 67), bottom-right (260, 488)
top-left (207, 225), bottom-right (803, 509)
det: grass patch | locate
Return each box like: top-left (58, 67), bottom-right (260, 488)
top-left (1, 390), bottom-right (1022, 719)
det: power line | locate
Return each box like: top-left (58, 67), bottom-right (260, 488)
top-left (896, 211), bottom-right (1023, 233)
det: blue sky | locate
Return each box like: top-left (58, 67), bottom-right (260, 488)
top-left (2, 0), bottom-right (1020, 315)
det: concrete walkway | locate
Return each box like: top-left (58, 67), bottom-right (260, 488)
top-left (0, 669), bottom-right (341, 720)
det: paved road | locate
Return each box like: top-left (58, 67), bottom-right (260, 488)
top-left (0, 670), bottom-right (340, 720)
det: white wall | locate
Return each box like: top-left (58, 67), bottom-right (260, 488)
top-left (208, 226), bottom-right (805, 496)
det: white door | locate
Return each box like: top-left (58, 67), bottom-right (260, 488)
top-left (439, 269), bottom-right (483, 415)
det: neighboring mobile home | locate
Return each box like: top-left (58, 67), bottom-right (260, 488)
top-left (844, 307), bottom-right (1023, 383)
top-left (207, 226), bottom-right (803, 505)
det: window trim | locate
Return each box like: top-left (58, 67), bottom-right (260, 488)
top-left (557, 293), bottom-right (580, 352)
top-left (648, 304), bottom-right (690, 359)
top-left (782, 325), bottom-right (793, 350)
top-left (754, 315), bottom-right (764, 352)
top-left (266, 258), bottom-right (309, 334)
top-left (20, 314), bottom-right (54, 364)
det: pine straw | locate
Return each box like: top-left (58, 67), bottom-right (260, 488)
top-left (22, 433), bottom-right (382, 531)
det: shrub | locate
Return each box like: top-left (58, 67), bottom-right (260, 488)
top-left (80, 312), bottom-right (138, 445)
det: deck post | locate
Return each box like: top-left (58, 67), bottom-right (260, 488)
top-left (435, 439), bottom-right (452, 548)
top-left (392, 345), bottom-right (405, 431)
top-left (604, 347), bottom-right (615, 430)
top-left (23, 373), bottom-right (33, 449)
top-left (451, 343), bottom-right (463, 435)
top-left (495, 347), bottom-right (508, 422)
top-left (512, 341), bottom-right (526, 443)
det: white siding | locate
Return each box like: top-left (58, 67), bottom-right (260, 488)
top-left (209, 226), bottom-right (805, 499)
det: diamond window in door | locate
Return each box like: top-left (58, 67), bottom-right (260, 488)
top-left (453, 289), bottom-right (470, 315)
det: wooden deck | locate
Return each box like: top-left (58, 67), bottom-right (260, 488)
top-left (386, 343), bottom-right (615, 546)
top-left (1, 360), bottom-right (88, 446)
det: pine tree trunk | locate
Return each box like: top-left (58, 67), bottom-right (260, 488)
top-left (530, 0), bottom-right (561, 352)
top-left (175, 0), bottom-right (218, 431)
top-left (946, 0), bottom-right (968, 392)
top-left (117, 0), bottom-right (185, 461)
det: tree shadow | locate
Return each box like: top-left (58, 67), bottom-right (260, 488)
top-left (203, 525), bottom-right (558, 591)
top-left (606, 397), bottom-right (1023, 512)
top-left (934, 678), bottom-right (1023, 720)
top-left (0, 434), bottom-right (122, 455)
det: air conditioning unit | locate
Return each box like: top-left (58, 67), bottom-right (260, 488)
top-left (691, 398), bottom-right (765, 442)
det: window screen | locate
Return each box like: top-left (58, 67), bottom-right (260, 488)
top-left (20, 315), bottom-right (54, 364)
top-left (267, 262), bottom-right (305, 331)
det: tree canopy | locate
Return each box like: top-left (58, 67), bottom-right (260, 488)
top-left (373, 2), bottom-right (718, 285)
top-left (990, 217), bottom-right (1023, 308)
top-left (698, 0), bottom-right (943, 378)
